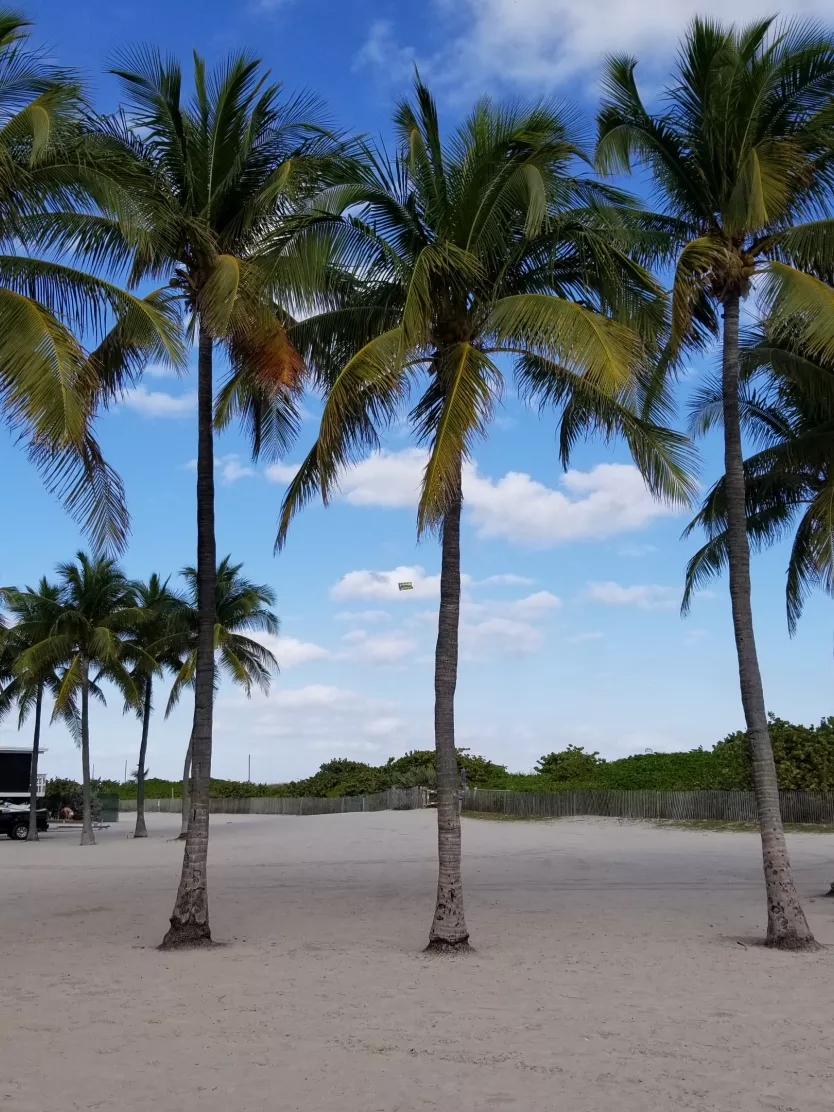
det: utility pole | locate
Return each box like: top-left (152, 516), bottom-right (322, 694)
top-left (248, 754), bottom-right (251, 782)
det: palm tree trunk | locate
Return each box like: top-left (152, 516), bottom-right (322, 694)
top-left (28, 682), bottom-right (43, 841)
top-left (162, 325), bottom-right (216, 948)
top-left (79, 656), bottom-right (95, 846)
top-left (134, 677), bottom-right (152, 839)
top-left (179, 736), bottom-right (192, 840)
top-left (721, 293), bottom-right (816, 950)
top-left (427, 455), bottom-right (470, 951)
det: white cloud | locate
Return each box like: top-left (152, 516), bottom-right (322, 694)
top-left (265, 462), bottom-right (300, 484)
top-left (334, 610), bottom-right (392, 623)
top-left (331, 565), bottom-right (445, 601)
top-left (330, 568), bottom-right (559, 661)
top-left (143, 362), bottom-right (180, 379)
top-left (217, 454), bottom-right (256, 485)
top-left (121, 386), bottom-right (196, 418)
top-left (356, 1), bottom-right (828, 94)
top-left (340, 628), bottom-right (418, 665)
top-left (339, 448), bottom-right (427, 507)
top-left (586, 581), bottom-right (681, 611)
top-left (215, 683), bottom-right (422, 767)
top-left (308, 447), bottom-right (674, 549)
top-left (184, 454), bottom-right (257, 484)
top-left (466, 462), bottom-right (676, 547)
top-left (506, 590), bottom-right (561, 619)
top-left (472, 573), bottom-right (534, 588)
top-left (250, 631), bottom-right (329, 668)
top-left (618, 543), bottom-right (658, 558)
top-left (353, 20), bottom-right (417, 81)
top-left (462, 616), bottom-right (543, 657)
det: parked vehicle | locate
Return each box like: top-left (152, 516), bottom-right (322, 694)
top-left (0, 804), bottom-right (49, 840)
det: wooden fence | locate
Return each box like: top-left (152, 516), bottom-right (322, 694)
top-left (119, 786), bottom-right (425, 816)
top-left (119, 787), bottom-right (834, 824)
top-left (462, 787), bottom-right (834, 823)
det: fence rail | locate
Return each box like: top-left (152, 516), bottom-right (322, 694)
top-left (119, 786), bottom-right (425, 816)
top-left (462, 787), bottom-right (834, 824)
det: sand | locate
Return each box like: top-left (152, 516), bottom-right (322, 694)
top-left (1, 811), bottom-right (833, 1112)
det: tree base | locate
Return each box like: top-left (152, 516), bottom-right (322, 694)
top-left (176, 831), bottom-right (187, 841)
top-left (134, 831), bottom-right (148, 839)
top-left (158, 921), bottom-right (214, 951)
top-left (425, 937), bottom-right (472, 954)
top-left (765, 935), bottom-right (823, 953)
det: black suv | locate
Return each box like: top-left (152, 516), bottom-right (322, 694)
top-left (0, 807), bottom-right (49, 839)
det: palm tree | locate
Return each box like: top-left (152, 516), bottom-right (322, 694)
top-left (73, 48), bottom-right (338, 945)
top-left (125, 574), bottom-right (185, 839)
top-left (0, 578), bottom-right (72, 839)
top-left (0, 12), bottom-right (183, 550)
top-left (684, 333), bottom-right (834, 631)
top-left (19, 553), bottom-right (139, 845)
top-left (596, 16), bottom-right (834, 949)
top-left (169, 557), bottom-right (280, 839)
top-left (277, 79), bottom-right (694, 950)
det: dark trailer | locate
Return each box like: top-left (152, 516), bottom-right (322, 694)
top-left (0, 747), bottom-right (46, 802)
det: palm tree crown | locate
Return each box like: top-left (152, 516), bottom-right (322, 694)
top-left (684, 334), bottom-right (834, 632)
top-left (0, 13), bottom-right (184, 551)
top-left (167, 556), bottom-right (279, 711)
top-left (596, 17), bottom-right (834, 353)
top-left (17, 552), bottom-right (139, 844)
top-left (279, 78), bottom-right (694, 541)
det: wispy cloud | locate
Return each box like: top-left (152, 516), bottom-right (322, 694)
top-left (185, 454), bottom-right (256, 485)
top-left (355, 0), bottom-right (830, 98)
top-left (122, 386), bottom-right (196, 418)
top-left (586, 581), bottom-right (681, 611)
top-left (298, 447), bottom-right (677, 548)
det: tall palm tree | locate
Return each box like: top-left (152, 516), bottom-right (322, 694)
top-left (170, 557), bottom-right (280, 838)
top-left (73, 49), bottom-right (337, 945)
top-left (0, 11), bottom-right (183, 551)
top-left (125, 574), bottom-right (185, 839)
top-left (277, 79), bottom-right (694, 950)
top-left (19, 553), bottom-right (139, 845)
top-left (683, 333), bottom-right (834, 631)
top-left (0, 578), bottom-right (71, 839)
top-left (596, 16), bottom-right (834, 949)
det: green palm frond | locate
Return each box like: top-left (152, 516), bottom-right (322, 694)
top-left (415, 343), bottom-right (498, 532)
top-left (277, 74), bottom-right (691, 552)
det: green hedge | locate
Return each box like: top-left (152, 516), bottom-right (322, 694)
top-left (59, 716), bottom-right (834, 804)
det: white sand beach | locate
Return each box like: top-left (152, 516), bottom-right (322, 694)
top-left (1, 811), bottom-right (833, 1111)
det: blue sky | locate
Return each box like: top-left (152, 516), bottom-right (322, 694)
top-left (3, 0), bottom-right (833, 784)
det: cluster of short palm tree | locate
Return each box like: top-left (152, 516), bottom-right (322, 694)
top-left (3, 6), bottom-right (834, 952)
top-left (0, 554), bottom-right (278, 843)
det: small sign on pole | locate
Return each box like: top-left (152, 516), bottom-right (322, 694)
top-left (398, 581), bottom-right (413, 591)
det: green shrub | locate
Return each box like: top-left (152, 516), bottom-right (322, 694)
top-left (44, 778), bottom-right (101, 821)
top-left (712, 715), bottom-right (834, 791)
top-left (535, 745), bottom-right (603, 783)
